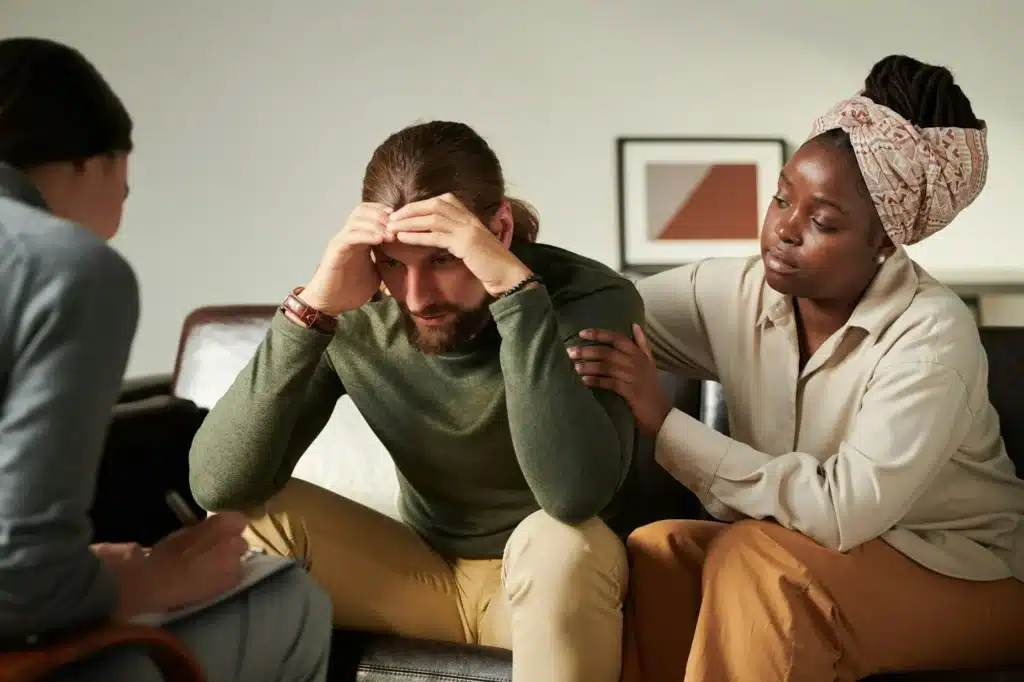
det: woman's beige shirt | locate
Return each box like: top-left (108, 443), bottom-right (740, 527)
top-left (639, 248), bottom-right (1024, 581)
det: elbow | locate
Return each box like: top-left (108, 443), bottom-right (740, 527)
top-left (537, 496), bottom-right (605, 524)
top-left (188, 468), bottom-right (260, 512)
top-left (540, 445), bottom-right (631, 523)
top-left (814, 532), bottom-right (845, 552)
top-left (831, 526), bottom-right (877, 553)
top-left (534, 473), bottom-right (622, 524)
top-left (521, 424), bottom-right (633, 522)
top-left (188, 448), bottom-right (262, 513)
top-left (188, 468), bottom-right (228, 512)
top-left (797, 517), bottom-right (860, 553)
top-left (811, 504), bottom-right (891, 553)
top-left (189, 474), bottom-right (232, 512)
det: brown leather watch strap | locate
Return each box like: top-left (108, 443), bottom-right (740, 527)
top-left (280, 287), bottom-right (338, 334)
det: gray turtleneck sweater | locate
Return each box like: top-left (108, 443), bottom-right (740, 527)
top-left (0, 164), bottom-right (139, 640)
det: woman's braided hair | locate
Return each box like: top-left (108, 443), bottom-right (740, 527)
top-left (819, 54), bottom-right (983, 153)
top-left (815, 55), bottom-right (983, 231)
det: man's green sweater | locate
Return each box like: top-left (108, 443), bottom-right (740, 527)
top-left (189, 241), bottom-right (644, 559)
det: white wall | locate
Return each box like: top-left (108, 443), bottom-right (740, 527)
top-left (2, 0), bottom-right (1023, 377)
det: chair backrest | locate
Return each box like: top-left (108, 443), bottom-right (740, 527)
top-left (171, 303), bottom-right (404, 519)
top-left (171, 305), bottom-right (277, 408)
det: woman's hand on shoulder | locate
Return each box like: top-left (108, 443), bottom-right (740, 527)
top-left (569, 323), bottom-right (672, 438)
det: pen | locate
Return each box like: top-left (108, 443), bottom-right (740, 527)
top-left (165, 489), bottom-right (267, 561)
top-left (165, 490), bottom-right (199, 526)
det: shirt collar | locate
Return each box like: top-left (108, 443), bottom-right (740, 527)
top-left (844, 248), bottom-right (918, 339)
top-left (756, 247), bottom-right (919, 340)
top-left (0, 163), bottom-right (50, 212)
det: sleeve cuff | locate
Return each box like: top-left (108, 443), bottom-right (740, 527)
top-left (270, 309), bottom-right (335, 350)
top-left (653, 408), bottom-right (733, 502)
top-left (488, 285), bottom-right (552, 335)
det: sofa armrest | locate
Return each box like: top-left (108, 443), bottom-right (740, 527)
top-left (330, 631), bottom-right (512, 682)
top-left (119, 373), bottom-right (174, 404)
top-left (91, 396), bottom-right (208, 546)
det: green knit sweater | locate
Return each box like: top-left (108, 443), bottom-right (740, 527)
top-left (189, 241), bottom-right (644, 558)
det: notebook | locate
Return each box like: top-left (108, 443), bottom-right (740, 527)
top-left (129, 552), bottom-right (299, 627)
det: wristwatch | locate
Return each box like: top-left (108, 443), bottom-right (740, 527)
top-left (279, 287), bottom-right (338, 334)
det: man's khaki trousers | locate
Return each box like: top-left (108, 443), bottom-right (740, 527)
top-left (242, 478), bottom-right (628, 682)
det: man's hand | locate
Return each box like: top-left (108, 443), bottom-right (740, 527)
top-left (300, 202), bottom-right (393, 317)
top-left (106, 512), bottom-right (250, 619)
top-left (386, 194), bottom-right (533, 297)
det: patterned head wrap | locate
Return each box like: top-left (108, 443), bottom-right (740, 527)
top-left (808, 95), bottom-right (988, 246)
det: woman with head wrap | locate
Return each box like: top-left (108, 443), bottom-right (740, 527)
top-left (573, 55), bottom-right (1024, 680)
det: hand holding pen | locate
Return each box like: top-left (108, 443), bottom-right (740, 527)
top-left (165, 490), bottom-right (264, 561)
top-left (101, 491), bottom-right (250, 620)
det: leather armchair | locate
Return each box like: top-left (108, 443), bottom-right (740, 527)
top-left (0, 328), bottom-right (221, 682)
top-left (94, 308), bottom-right (1024, 682)
top-left (0, 624), bottom-right (205, 682)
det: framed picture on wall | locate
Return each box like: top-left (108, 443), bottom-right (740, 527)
top-left (616, 136), bottom-right (787, 273)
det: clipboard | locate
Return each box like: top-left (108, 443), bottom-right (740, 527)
top-left (129, 553), bottom-right (299, 627)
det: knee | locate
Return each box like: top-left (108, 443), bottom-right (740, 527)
top-left (702, 520), bottom-right (806, 592)
top-left (503, 510), bottom-right (627, 604)
top-left (263, 566), bottom-right (334, 635)
top-left (626, 519), bottom-right (720, 567)
top-left (293, 568), bottom-right (333, 625)
top-left (626, 519), bottom-right (691, 558)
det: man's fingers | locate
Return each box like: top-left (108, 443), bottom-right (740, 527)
top-left (386, 214), bottom-right (452, 234)
top-left (352, 202), bottom-right (393, 223)
top-left (388, 195), bottom-right (462, 223)
top-left (346, 216), bottom-right (388, 235)
top-left (435, 193), bottom-right (472, 214)
top-left (341, 225), bottom-right (386, 246)
top-left (392, 230), bottom-right (450, 248)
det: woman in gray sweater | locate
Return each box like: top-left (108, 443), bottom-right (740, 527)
top-left (0, 37), bottom-right (332, 682)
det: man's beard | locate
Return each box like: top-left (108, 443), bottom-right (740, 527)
top-left (400, 300), bottom-right (494, 354)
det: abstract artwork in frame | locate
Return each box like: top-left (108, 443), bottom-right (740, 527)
top-left (617, 137), bottom-right (787, 274)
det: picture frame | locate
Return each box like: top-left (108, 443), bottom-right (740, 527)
top-left (616, 136), bottom-right (787, 274)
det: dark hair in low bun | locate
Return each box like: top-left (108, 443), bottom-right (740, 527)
top-left (0, 37), bottom-right (132, 170)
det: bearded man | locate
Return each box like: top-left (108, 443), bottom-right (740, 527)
top-left (188, 120), bottom-right (644, 682)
